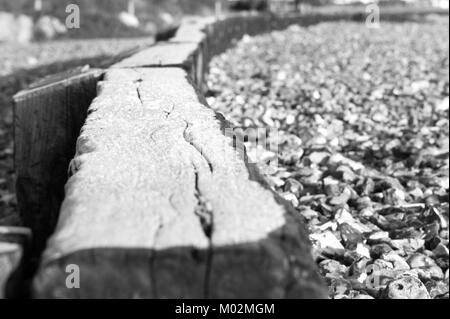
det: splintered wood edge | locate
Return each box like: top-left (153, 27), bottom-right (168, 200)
top-left (33, 68), bottom-right (326, 299)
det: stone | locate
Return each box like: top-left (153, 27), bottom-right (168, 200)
top-left (334, 165), bottom-right (357, 183)
top-left (382, 276), bottom-right (431, 299)
top-left (329, 188), bottom-right (352, 206)
top-left (319, 259), bottom-right (348, 278)
top-left (335, 208), bottom-right (372, 234)
top-left (383, 188), bottom-right (407, 205)
top-left (416, 266), bottom-right (445, 282)
top-left (407, 253), bottom-right (444, 281)
top-left (34, 16), bottom-right (67, 40)
top-left (407, 253), bottom-right (438, 269)
top-left (367, 231), bottom-right (390, 244)
top-left (326, 276), bottom-right (352, 297)
top-left (328, 154), bottom-right (364, 172)
top-left (355, 243), bottom-right (371, 259)
top-left (347, 257), bottom-right (372, 282)
top-left (351, 293), bottom-right (375, 299)
top-left (425, 280), bottom-right (449, 299)
top-left (390, 239), bottom-right (425, 256)
top-left (118, 12), bottom-right (140, 28)
top-left (306, 152), bottom-right (330, 165)
top-left (433, 243), bottom-right (449, 258)
top-left (370, 243), bottom-right (393, 259)
top-left (339, 223), bottom-right (364, 249)
top-left (298, 207), bottom-right (319, 220)
top-left (284, 178), bottom-right (303, 197)
top-left (310, 231), bottom-right (346, 258)
top-left (282, 193), bottom-right (299, 208)
top-left (382, 252), bottom-right (410, 272)
top-left (0, 12), bottom-right (33, 44)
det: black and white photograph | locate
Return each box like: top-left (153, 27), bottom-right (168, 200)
top-left (0, 0), bottom-right (449, 307)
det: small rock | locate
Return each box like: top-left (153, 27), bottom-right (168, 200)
top-left (339, 223), bottom-right (364, 249)
top-left (371, 243), bottom-right (393, 259)
top-left (383, 188), bottom-right (407, 205)
top-left (306, 151), bottom-right (330, 165)
top-left (382, 252), bottom-right (410, 271)
top-left (282, 192), bottom-right (299, 207)
top-left (416, 266), bottom-right (445, 282)
top-left (0, 12), bottom-right (33, 44)
top-left (425, 280), bottom-right (449, 299)
top-left (335, 208), bottom-right (372, 233)
top-left (407, 253), bottom-right (444, 281)
top-left (433, 243), bottom-right (449, 258)
top-left (118, 12), bottom-right (140, 28)
top-left (284, 178), bottom-right (303, 197)
top-left (326, 276), bottom-right (352, 297)
top-left (298, 207), bottom-right (319, 220)
top-left (334, 165), bottom-right (357, 183)
top-left (407, 253), bottom-right (438, 269)
top-left (34, 15), bottom-right (67, 40)
top-left (329, 188), bottom-right (352, 206)
top-left (328, 154), bottom-right (365, 172)
top-left (390, 238), bottom-right (425, 256)
top-left (355, 243), bottom-right (371, 259)
top-left (368, 231), bottom-right (390, 244)
top-left (382, 275), bottom-right (431, 299)
top-left (310, 231), bottom-right (346, 258)
top-left (351, 293), bottom-right (375, 299)
top-left (319, 259), bottom-right (348, 277)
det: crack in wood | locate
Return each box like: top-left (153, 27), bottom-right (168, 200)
top-left (183, 121), bottom-right (214, 174)
top-left (192, 164), bottom-right (214, 299)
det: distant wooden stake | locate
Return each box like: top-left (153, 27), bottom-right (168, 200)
top-left (128, 0), bottom-right (136, 15)
top-left (34, 0), bottom-right (42, 12)
top-left (215, 0), bottom-right (222, 19)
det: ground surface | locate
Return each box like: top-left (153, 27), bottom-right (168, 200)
top-left (207, 16), bottom-right (449, 299)
top-left (0, 37), bottom-right (154, 226)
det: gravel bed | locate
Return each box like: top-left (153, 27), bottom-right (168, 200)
top-left (0, 37), bottom-right (154, 226)
top-left (206, 17), bottom-right (449, 299)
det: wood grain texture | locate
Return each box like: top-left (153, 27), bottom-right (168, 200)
top-left (14, 69), bottom-right (103, 263)
top-left (33, 68), bottom-right (327, 299)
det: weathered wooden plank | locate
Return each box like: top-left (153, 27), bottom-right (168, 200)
top-left (14, 68), bottom-right (103, 263)
top-left (33, 68), bottom-right (326, 299)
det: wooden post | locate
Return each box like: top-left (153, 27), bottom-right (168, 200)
top-left (215, 0), bottom-right (223, 18)
top-left (34, 0), bottom-right (43, 12)
top-left (14, 67), bottom-right (103, 265)
top-left (127, 0), bottom-right (136, 16)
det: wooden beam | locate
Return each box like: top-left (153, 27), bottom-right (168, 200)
top-left (32, 68), bottom-right (327, 299)
top-left (14, 68), bottom-right (103, 263)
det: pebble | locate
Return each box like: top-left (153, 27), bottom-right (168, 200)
top-left (310, 231), bottom-right (346, 258)
top-left (319, 259), bottom-right (348, 278)
top-left (382, 276), bottom-right (431, 299)
top-left (382, 252), bottom-right (411, 271)
top-left (433, 243), bottom-right (449, 258)
top-left (370, 243), bottom-right (393, 259)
